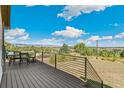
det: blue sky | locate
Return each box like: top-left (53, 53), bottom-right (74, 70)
top-left (5, 5), bottom-right (124, 47)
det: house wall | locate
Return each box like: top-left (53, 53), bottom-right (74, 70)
top-left (0, 6), bottom-right (3, 84)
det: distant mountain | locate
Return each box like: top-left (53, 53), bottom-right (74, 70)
top-left (13, 43), bottom-right (62, 47)
top-left (12, 43), bottom-right (124, 48)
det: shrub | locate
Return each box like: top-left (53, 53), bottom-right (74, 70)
top-left (120, 50), bottom-right (124, 57)
top-left (49, 55), bottom-right (66, 64)
top-left (59, 43), bottom-right (69, 54)
top-left (74, 43), bottom-right (93, 56)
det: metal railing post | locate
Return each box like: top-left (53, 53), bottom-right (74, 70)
top-left (85, 57), bottom-right (87, 81)
top-left (55, 53), bottom-right (57, 69)
top-left (101, 80), bottom-right (103, 88)
top-left (42, 51), bottom-right (43, 62)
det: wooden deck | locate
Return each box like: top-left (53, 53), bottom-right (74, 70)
top-left (0, 61), bottom-right (85, 88)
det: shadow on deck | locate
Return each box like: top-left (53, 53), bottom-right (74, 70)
top-left (0, 61), bottom-right (85, 88)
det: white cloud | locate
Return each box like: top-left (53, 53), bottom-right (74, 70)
top-left (36, 38), bottom-right (64, 46)
top-left (26, 5), bottom-right (50, 7)
top-left (87, 36), bottom-right (101, 41)
top-left (111, 41), bottom-right (116, 45)
top-left (5, 28), bottom-right (27, 37)
top-left (115, 32), bottom-right (124, 38)
top-left (18, 34), bottom-right (30, 40)
top-left (109, 23), bottom-right (119, 27)
top-left (5, 36), bottom-right (15, 40)
top-left (87, 35), bottom-right (112, 42)
top-left (77, 39), bottom-right (84, 43)
top-left (52, 26), bottom-right (87, 38)
top-left (5, 28), bottom-right (30, 43)
top-left (25, 5), bottom-right (36, 7)
top-left (101, 36), bottom-right (112, 40)
top-left (57, 5), bottom-right (111, 21)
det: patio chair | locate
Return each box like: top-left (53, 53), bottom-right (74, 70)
top-left (28, 51), bottom-right (36, 62)
top-left (6, 51), bottom-right (14, 65)
top-left (13, 51), bottom-right (21, 64)
top-left (20, 52), bottom-right (30, 64)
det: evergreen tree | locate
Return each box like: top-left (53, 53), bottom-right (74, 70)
top-left (74, 43), bottom-right (93, 56)
top-left (59, 43), bottom-right (69, 54)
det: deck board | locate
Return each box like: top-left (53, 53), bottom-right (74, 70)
top-left (20, 68), bottom-right (35, 88)
top-left (17, 67), bottom-right (29, 88)
top-left (32, 66), bottom-right (79, 88)
top-left (24, 67), bottom-right (40, 88)
top-left (7, 70), bottom-right (12, 88)
top-left (29, 70), bottom-right (50, 88)
top-left (14, 68), bottom-right (23, 88)
top-left (0, 72), bottom-right (7, 88)
top-left (0, 61), bottom-right (85, 88)
top-left (11, 69), bottom-right (18, 88)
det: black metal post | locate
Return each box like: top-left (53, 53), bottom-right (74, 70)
top-left (55, 54), bottom-right (57, 69)
top-left (34, 50), bottom-right (36, 62)
top-left (42, 51), bottom-right (43, 62)
top-left (101, 80), bottom-right (103, 88)
top-left (85, 57), bottom-right (87, 81)
top-left (96, 40), bottom-right (99, 59)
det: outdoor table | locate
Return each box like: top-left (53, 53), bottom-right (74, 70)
top-left (7, 51), bottom-right (35, 65)
top-left (7, 51), bottom-right (21, 65)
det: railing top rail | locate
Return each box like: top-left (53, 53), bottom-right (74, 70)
top-left (58, 54), bottom-right (86, 59)
top-left (42, 52), bottom-right (55, 54)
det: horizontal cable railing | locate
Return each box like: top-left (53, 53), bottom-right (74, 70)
top-left (57, 54), bottom-right (85, 80)
top-left (86, 58), bottom-right (103, 88)
top-left (37, 52), bottom-right (55, 67)
top-left (36, 52), bottom-right (103, 88)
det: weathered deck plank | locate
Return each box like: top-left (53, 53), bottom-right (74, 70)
top-left (17, 67), bottom-right (29, 88)
top-left (11, 69), bottom-right (18, 88)
top-left (7, 70), bottom-right (12, 88)
top-left (32, 65), bottom-right (81, 88)
top-left (0, 72), bottom-right (7, 88)
top-left (23, 67), bottom-right (40, 88)
top-left (0, 62), bottom-right (85, 88)
top-left (14, 68), bottom-right (23, 88)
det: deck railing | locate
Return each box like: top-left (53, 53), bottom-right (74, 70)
top-left (37, 52), bottom-right (103, 88)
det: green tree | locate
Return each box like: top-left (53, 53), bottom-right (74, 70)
top-left (74, 43), bottom-right (93, 56)
top-left (120, 50), bottom-right (124, 57)
top-left (74, 43), bottom-right (86, 53)
top-left (99, 50), bottom-right (108, 57)
top-left (59, 43), bottom-right (69, 54)
top-left (99, 50), bottom-right (115, 57)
